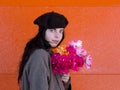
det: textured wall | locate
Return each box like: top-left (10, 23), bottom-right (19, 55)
top-left (0, 7), bottom-right (120, 90)
top-left (0, 0), bottom-right (120, 6)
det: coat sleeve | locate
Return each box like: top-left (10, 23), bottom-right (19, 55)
top-left (27, 50), bottom-right (50, 90)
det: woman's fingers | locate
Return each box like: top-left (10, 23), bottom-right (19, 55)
top-left (61, 74), bottom-right (70, 83)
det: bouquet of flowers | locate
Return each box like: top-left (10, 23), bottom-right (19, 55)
top-left (51, 40), bottom-right (92, 75)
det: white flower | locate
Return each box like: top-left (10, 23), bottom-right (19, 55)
top-left (69, 40), bottom-right (82, 48)
top-left (86, 55), bottom-right (92, 69)
top-left (76, 48), bottom-right (87, 56)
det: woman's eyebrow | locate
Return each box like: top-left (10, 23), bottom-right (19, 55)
top-left (56, 28), bottom-right (64, 30)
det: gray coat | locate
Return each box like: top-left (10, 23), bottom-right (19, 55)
top-left (21, 49), bottom-right (70, 90)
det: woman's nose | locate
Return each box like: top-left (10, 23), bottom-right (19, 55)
top-left (54, 33), bottom-right (60, 38)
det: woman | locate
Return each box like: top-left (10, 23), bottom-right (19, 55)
top-left (18, 11), bottom-right (71, 90)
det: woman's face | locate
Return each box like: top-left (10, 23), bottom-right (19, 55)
top-left (45, 28), bottom-right (64, 47)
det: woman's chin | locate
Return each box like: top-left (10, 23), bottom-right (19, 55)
top-left (50, 44), bottom-right (58, 48)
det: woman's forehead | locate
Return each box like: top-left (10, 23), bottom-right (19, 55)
top-left (55, 28), bottom-right (64, 30)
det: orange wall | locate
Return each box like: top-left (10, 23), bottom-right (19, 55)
top-left (0, 6), bottom-right (120, 90)
top-left (0, 0), bottom-right (120, 6)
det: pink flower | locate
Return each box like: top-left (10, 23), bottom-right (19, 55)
top-left (70, 54), bottom-right (84, 71)
top-left (66, 45), bottom-right (76, 54)
top-left (51, 40), bottom-right (92, 75)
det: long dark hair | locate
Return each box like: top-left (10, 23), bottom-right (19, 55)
top-left (18, 27), bottom-right (65, 83)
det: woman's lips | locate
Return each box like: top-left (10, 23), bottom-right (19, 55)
top-left (52, 40), bottom-right (59, 44)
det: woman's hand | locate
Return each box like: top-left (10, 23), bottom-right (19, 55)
top-left (61, 73), bottom-right (70, 83)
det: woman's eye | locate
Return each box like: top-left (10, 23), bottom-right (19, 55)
top-left (59, 30), bottom-right (64, 34)
top-left (50, 29), bottom-right (55, 32)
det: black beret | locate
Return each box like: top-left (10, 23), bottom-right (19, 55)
top-left (34, 11), bottom-right (68, 29)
